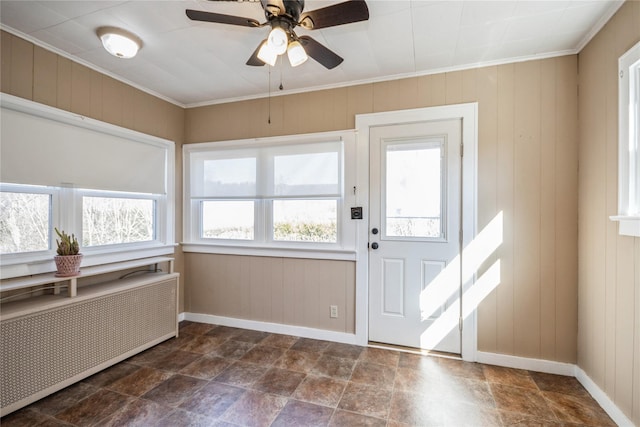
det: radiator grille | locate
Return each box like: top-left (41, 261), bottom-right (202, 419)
top-left (1, 277), bottom-right (177, 412)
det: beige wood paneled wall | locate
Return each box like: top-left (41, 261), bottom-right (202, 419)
top-left (185, 55), bottom-right (579, 362)
top-left (186, 254), bottom-right (355, 333)
top-left (577, 1), bottom-right (640, 424)
top-left (0, 30), bottom-right (187, 312)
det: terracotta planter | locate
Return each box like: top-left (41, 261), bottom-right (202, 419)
top-left (54, 254), bottom-right (83, 277)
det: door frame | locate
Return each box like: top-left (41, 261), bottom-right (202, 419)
top-left (354, 103), bottom-right (478, 362)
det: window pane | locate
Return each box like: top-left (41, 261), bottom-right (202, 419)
top-left (202, 157), bottom-right (256, 197)
top-left (0, 191), bottom-right (50, 253)
top-left (273, 151), bottom-right (339, 196)
top-left (385, 143), bottom-right (443, 238)
top-left (273, 200), bottom-right (337, 243)
top-left (202, 200), bottom-right (254, 240)
top-left (83, 197), bottom-right (155, 246)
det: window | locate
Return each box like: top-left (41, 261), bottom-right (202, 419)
top-left (0, 184), bottom-right (54, 255)
top-left (82, 192), bottom-right (157, 247)
top-left (612, 40), bottom-right (640, 236)
top-left (184, 131), bottom-right (357, 258)
top-left (0, 94), bottom-right (175, 278)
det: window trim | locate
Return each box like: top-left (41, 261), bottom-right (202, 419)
top-left (183, 130), bottom-right (357, 260)
top-left (611, 40), bottom-right (640, 237)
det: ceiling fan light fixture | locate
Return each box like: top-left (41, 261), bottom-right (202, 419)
top-left (257, 41), bottom-right (278, 66)
top-left (267, 26), bottom-right (288, 55)
top-left (97, 26), bottom-right (141, 59)
top-left (287, 40), bottom-right (308, 67)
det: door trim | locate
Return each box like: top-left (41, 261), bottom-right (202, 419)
top-left (354, 103), bottom-right (478, 362)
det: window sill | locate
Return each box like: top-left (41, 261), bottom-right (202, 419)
top-left (609, 215), bottom-right (640, 237)
top-left (181, 243), bottom-right (357, 261)
top-left (0, 244), bottom-right (177, 280)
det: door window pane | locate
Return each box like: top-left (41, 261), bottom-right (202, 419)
top-left (273, 200), bottom-right (337, 243)
top-left (385, 142), bottom-right (444, 238)
top-left (0, 191), bottom-right (51, 253)
top-left (202, 200), bottom-right (254, 240)
top-left (83, 196), bottom-right (155, 246)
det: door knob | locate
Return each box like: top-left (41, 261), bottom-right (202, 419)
top-left (371, 242), bottom-right (379, 250)
top-left (371, 228), bottom-right (379, 235)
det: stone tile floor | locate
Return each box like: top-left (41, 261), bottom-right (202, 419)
top-left (1, 321), bottom-right (616, 426)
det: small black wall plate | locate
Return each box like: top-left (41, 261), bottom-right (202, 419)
top-left (351, 207), bottom-right (363, 220)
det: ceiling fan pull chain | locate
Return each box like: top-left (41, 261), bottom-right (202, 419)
top-left (268, 66), bottom-right (271, 124)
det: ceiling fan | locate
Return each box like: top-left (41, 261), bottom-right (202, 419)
top-left (186, 0), bottom-right (369, 69)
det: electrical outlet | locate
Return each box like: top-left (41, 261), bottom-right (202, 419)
top-left (330, 305), bottom-right (338, 318)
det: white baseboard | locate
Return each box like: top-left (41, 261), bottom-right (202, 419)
top-left (178, 312), bottom-right (186, 322)
top-left (181, 312), bottom-right (359, 345)
top-left (574, 366), bottom-right (635, 427)
top-left (477, 351), bottom-right (635, 427)
top-left (476, 351), bottom-right (575, 376)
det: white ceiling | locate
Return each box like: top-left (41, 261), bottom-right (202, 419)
top-left (0, 0), bottom-right (624, 107)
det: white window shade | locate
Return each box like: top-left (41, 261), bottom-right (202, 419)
top-left (190, 141), bottom-right (342, 199)
top-left (1, 104), bottom-right (168, 195)
top-left (269, 143), bottom-right (341, 197)
top-left (190, 151), bottom-right (257, 198)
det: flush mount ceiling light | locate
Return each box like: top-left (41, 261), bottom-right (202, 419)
top-left (97, 26), bottom-right (142, 59)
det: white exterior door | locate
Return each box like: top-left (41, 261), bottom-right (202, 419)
top-left (368, 119), bottom-right (462, 354)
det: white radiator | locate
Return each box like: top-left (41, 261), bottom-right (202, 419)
top-left (0, 274), bottom-right (179, 416)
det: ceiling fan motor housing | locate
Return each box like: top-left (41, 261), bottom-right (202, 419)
top-left (261, 0), bottom-right (304, 22)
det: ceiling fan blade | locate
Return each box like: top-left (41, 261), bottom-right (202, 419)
top-left (299, 0), bottom-right (369, 30)
top-left (298, 36), bottom-right (343, 69)
top-left (246, 40), bottom-right (267, 66)
top-left (185, 9), bottom-right (260, 27)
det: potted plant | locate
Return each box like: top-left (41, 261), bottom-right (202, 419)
top-left (54, 228), bottom-right (83, 277)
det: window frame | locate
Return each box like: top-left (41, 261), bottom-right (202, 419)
top-left (183, 131), bottom-right (357, 261)
top-left (0, 183), bottom-right (58, 265)
top-left (611, 40), bottom-right (640, 236)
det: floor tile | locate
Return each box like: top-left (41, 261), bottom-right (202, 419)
top-left (329, 409), bottom-right (387, 427)
top-left (0, 408), bottom-right (64, 426)
top-left (324, 342), bottom-right (363, 360)
top-left (220, 390), bottom-right (288, 426)
top-left (209, 339), bottom-right (255, 359)
top-left (337, 382), bottom-right (392, 419)
top-left (530, 371), bottom-right (592, 398)
top-left (55, 389), bottom-right (134, 425)
top-left (358, 347), bottom-right (400, 367)
top-left (312, 354), bottom-right (356, 380)
top-left (141, 374), bottom-right (208, 407)
top-left (483, 364), bottom-right (538, 389)
top-left (205, 325), bottom-right (243, 340)
top-left (81, 362), bottom-right (140, 388)
top-left (179, 335), bottom-right (226, 354)
top-left (214, 360), bottom-right (270, 387)
top-left (274, 349), bottom-right (321, 373)
top-left (95, 398), bottom-right (172, 427)
top-left (179, 355), bottom-right (231, 380)
top-left (148, 349), bottom-right (202, 372)
top-left (271, 399), bottom-right (334, 427)
top-left (350, 360), bottom-right (396, 389)
top-left (179, 382), bottom-right (245, 418)
top-left (260, 333), bottom-right (299, 349)
top-left (293, 375), bottom-right (347, 408)
top-left (252, 367), bottom-right (306, 396)
top-left (241, 345), bottom-right (286, 365)
top-left (439, 400), bottom-right (503, 426)
top-left (388, 390), bottom-right (441, 426)
top-left (30, 382), bottom-right (98, 416)
top-left (438, 357), bottom-right (486, 381)
top-left (542, 390), bottom-right (616, 426)
top-left (290, 337), bottom-right (332, 353)
top-left (179, 322), bottom-right (215, 336)
top-left (232, 329), bottom-right (270, 344)
top-left (490, 382), bottom-right (557, 421)
top-left (106, 366), bottom-right (173, 397)
top-left (156, 408), bottom-right (217, 427)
